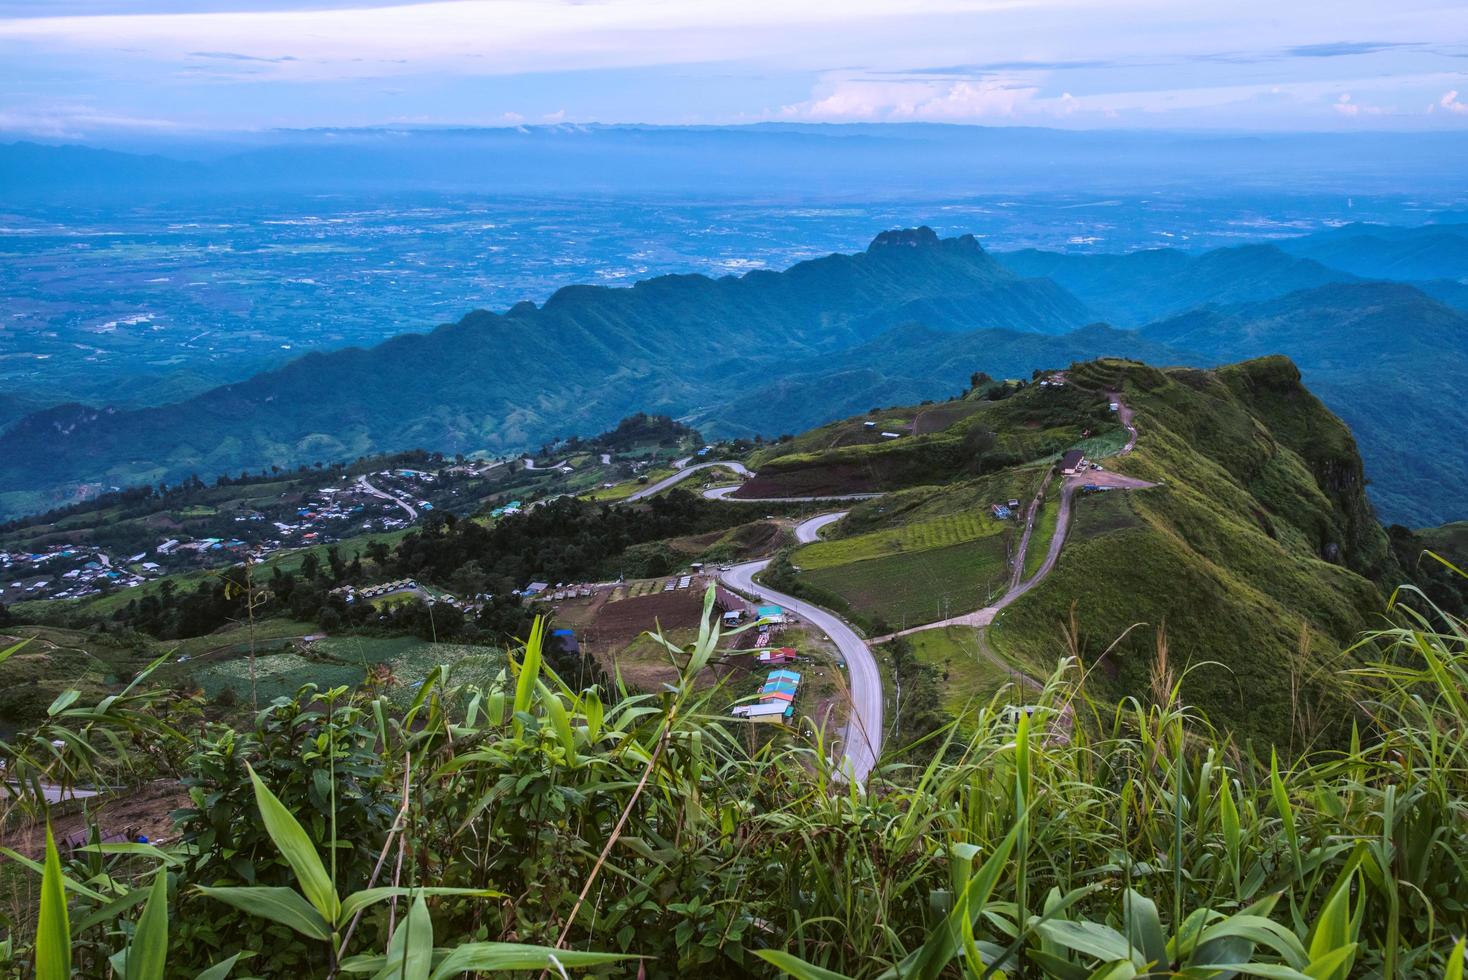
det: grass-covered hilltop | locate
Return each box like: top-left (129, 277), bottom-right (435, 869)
top-left (2, 355), bottom-right (1466, 977)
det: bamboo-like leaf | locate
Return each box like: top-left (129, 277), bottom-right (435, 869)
top-left (537, 680), bottom-right (578, 764)
top-left (76, 841), bottom-right (184, 866)
top-left (339, 886), bottom-right (502, 922)
top-left (245, 763), bottom-right (341, 925)
top-left (195, 951), bottom-right (247, 980)
top-left (433, 944), bottom-right (635, 978)
top-left (1302, 944), bottom-right (1358, 980)
top-left (35, 825), bottom-right (70, 980)
top-left (126, 871), bottom-right (169, 980)
top-left (46, 689), bottom-right (81, 716)
top-left (512, 618), bottom-right (545, 736)
top-left (1269, 751), bottom-right (1300, 873)
top-left (0, 637), bottom-right (30, 666)
top-left (1445, 937), bottom-right (1466, 980)
top-left (754, 949), bottom-right (859, 980)
top-left (372, 893), bottom-right (432, 980)
top-left (1121, 890), bottom-right (1166, 969)
top-left (196, 886), bottom-right (332, 941)
top-left (0, 846), bottom-right (110, 903)
top-left (881, 819), bottom-right (1022, 980)
top-left (1303, 872), bottom-right (1355, 980)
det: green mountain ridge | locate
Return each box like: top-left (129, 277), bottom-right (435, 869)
top-left (995, 243), bottom-right (1357, 326)
top-left (760, 355), bottom-right (1413, 745)
top-left (0, 227), bottom-right (1091, 518)
top-left (0, 227), bottom-right (1463, 529)
top-left (1139, 281), bottom-right (1468, 526)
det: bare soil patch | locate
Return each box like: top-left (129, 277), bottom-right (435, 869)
top-left (733, 464), bottom-right (879, 499)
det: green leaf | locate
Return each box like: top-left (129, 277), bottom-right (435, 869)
top-left (245, 763), bottom-right (341, 926)
top-left (429, 945), bottom-right (633, 977)
top-left (35, 825), bottom-right (70, 980)
top-left (1304, 871), bottom-right (1355, 980)
top-left (0, 845), bottom-right (110, 903)
top-left (0, 637), bottom-right (30, 666)
top-left (1121, 890), bottom-right (1166, 969)
top-left (126, 871), bottom-right (169, 980)
top-left (339, 887), bottom-right (502, 923)
top-left (76, 842), bottom-right (184, 866)
top-left (46, 689), bottom-right (81, 716)
top-left (512, 618), bottom-right (545, 735)
top-left (195, 951), bottom-right (248, 980)
top-left (537, 680), bottom-right (578, 764)
top-left (753, 949), bottom-right (858, 980)
top-left (1303, 945), bottom-right (1359, 980)
top-left (372, 893), bottom-right (433, 980)
top-left (196, 886), bottom-right (332, 941)
top-left (1035, 919), bottom-right (1136, 965)
top-left (881, 819), bottom-right (1022, 980)
top-left (1445, 938), bottom-right (1466, 980)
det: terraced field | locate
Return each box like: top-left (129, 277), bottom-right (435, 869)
top-left (802, 537), bottom-right (1009, 628)
top-left (193, 637), bottom-right (506, 703)
top-left (795, 512), bottom-right (1006, 569)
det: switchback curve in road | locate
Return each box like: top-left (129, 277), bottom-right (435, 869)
top-left (621, 460), bottom-right (752, 502)
top-left (718, 512), bottom-right (882, 784)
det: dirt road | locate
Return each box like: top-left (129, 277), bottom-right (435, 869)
top-left (874, 394), bottom-right (1153, 640)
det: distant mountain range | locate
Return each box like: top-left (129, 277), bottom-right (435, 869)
top-left (7, 126), bottom-right (1468, 198)
top-left (0, 225), bottom-right (1464, 527)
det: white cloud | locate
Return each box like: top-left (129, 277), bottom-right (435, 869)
top-left (0, 104), bottom-right (186, 138)
top-left (780, 75), bottom-right (1044, 121)
top-left (1439, 89), bottom-right (1468, 114)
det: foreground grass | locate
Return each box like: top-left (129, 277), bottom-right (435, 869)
top-left (2, 585), bottom-right (1466, 977)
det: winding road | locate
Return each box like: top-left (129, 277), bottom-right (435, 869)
top-left (357, 474), bottom-right (418, 520)
top-left (622, 460), bottom-right (752, 502)
top-left (874, 395), bottom-right (1151, 640)
top-left (669, 393), bottom-right (1147, 776)
top-left (717, 511), bottom-right (884, 783)
top-left (702, 485), bottom-right (882, 503)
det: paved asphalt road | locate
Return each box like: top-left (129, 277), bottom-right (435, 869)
top-left (357, 474), bottom-right (418, 520)
top-left (622, 460), bottom-right (751, 502)
top-left (718, 512), bottom-right (882, 783)
top-left (703, 485), bottom-right (883, 503)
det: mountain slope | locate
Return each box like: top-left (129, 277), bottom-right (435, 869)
top-left (1139, 282), bottom-right (1468, 525)
top-left (0, 228), bottom-right (1091, 518)
top-left (996, 244), bottom-right (1356, 325)
top-left (768, 356), bottom-right (1396, 745)
top-left (701, 321), bottom-right (1193, 437)
top-left (1275, 221), bottom-right (1468, 281)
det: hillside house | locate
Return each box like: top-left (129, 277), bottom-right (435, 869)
top-left (758, 647), bottom-right (798, 665)
top-left (1060, 450), bottom-right (1088, 475)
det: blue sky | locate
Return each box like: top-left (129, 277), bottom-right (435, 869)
top-left (2, 0), bottom-right (1467, 139)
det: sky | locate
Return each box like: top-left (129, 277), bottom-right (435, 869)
top-left (2, 0), bottom-right (1467, 140)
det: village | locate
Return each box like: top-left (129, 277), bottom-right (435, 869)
top-left (534, 568), bottom-right (837, 733)
top-left (0, 466), bottom-right (447, 604)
